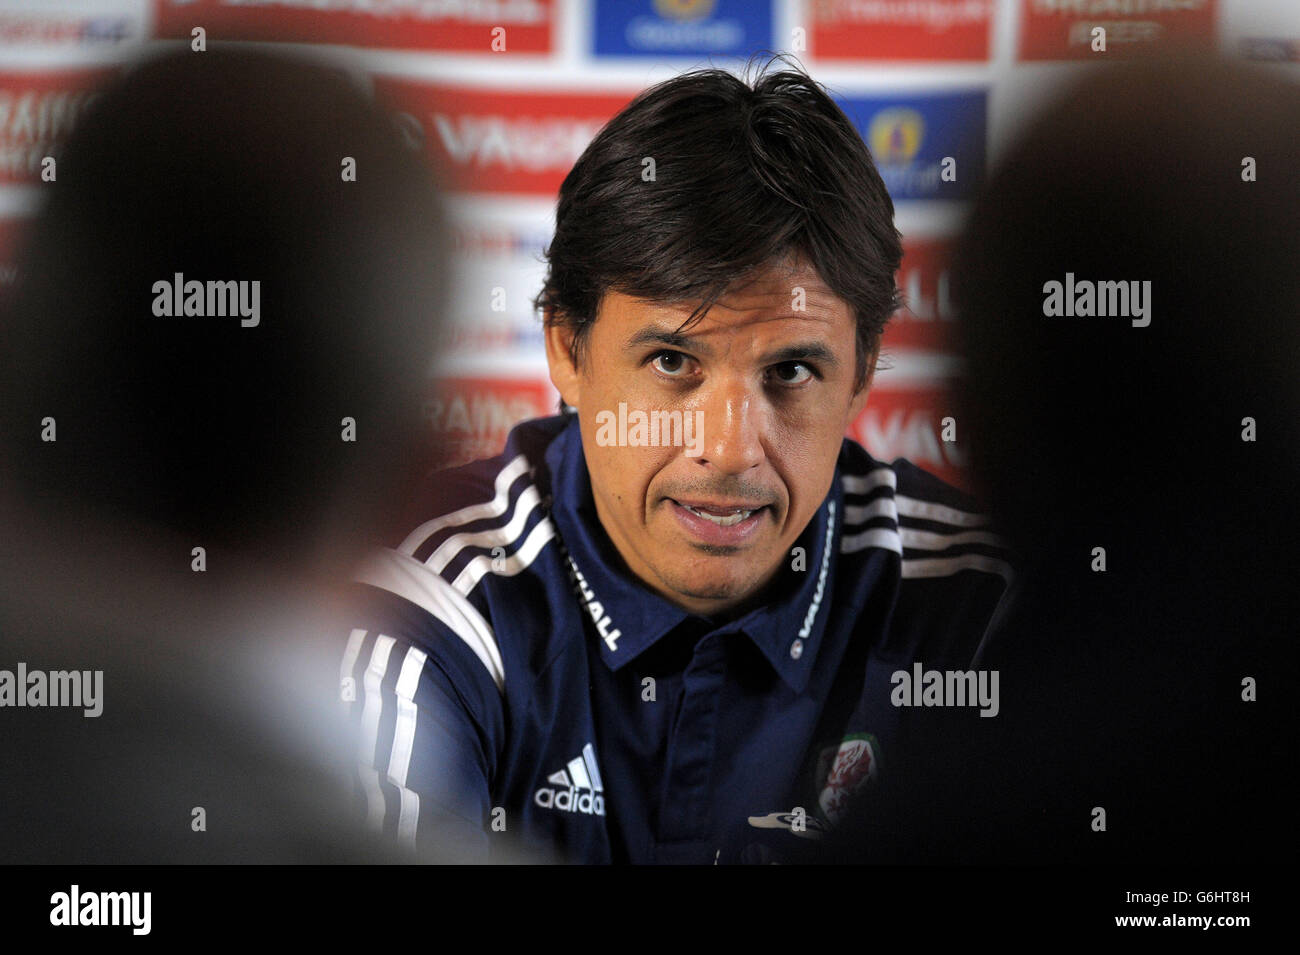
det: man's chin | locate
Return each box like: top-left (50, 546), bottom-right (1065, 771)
top-left (671, 579), bottom-right (747, 602)
top-left (654, 561), bottom-right (769, 612)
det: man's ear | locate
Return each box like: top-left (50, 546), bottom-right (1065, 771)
top-left (544, 311), bottom-right (582, 410)
top-left (846, 340), bottom-right (880, 424)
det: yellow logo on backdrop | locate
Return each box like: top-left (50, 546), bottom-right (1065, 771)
top-left (868, 108), bottom-right (925, 164)
top-left (654, 0), bottom-right (717, 22)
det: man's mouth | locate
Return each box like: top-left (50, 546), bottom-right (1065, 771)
top-left (677, 503), bottom-right (758, 527)
top-left (667, 498), bottom-right (771, 542)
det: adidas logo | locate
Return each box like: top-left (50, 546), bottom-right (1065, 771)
top-left (533, 742), bottom-right (606, 816)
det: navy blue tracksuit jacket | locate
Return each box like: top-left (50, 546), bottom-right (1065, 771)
top-left (340, 413), bottom-right (1013, 863)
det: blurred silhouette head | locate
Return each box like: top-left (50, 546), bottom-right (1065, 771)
top-left (1, 47), bottom-right (445, 583)
top-left (954, 55), bottom-right (1300, 575)
top-left (820, 55), bottom-right (1298, 867)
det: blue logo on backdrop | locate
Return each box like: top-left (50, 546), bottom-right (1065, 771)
top-left (594, 0), bottom-right (772, 58)
top-left (835, 91), bottom-right (987, 201)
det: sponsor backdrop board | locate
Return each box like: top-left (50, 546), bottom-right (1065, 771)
top-left (594, 0), bottom-right (774, 58)
top-left (153, 0), bottom-right (557, 52)
top-left (1, 0), bottom-right (1296, 489)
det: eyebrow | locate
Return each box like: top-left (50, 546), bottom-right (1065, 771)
top-left (759, 342), bottom-right (839, 368)
top-left (624, 327), bottom-right (840, 368)
top-left (625, 327), bottom-right (711, 355)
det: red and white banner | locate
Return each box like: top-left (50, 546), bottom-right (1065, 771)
top-left (848, 380), bottom-right (968, 490)
top-left (1018, 0), bottom-right (1217, 60)
top-left (0, 69), bottom-right (115, 185)
top-left (373, 79), bottom-right (632, 196)
top-left (884, 237), bottom-right (957, 352)
top-left (153, 0), bottom-right (555, 53)
top-left (810, 0), bottom-right (993, 61)
top-left (425, 375), bottom-right (559, 469)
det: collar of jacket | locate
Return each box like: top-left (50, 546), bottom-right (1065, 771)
top-left (542, 413), bottom-right (841, 694)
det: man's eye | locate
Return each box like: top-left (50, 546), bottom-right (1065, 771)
top-left (771, 361), bottom-right (814, 385)
top-left (651, 351), bottom-right (691, 376)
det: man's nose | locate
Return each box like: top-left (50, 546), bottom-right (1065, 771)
top-left (695, 378), bottom-right (764, 475)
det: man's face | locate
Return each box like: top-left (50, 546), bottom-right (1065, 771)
top-left (545, 259), bottom-right (875, 618)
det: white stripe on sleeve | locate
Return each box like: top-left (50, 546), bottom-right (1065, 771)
top-left (340, 628), bottom-right (366, 705)
top-left (397, 454), bottom-right (531, 556)
top-left (360, 634), bottom-right (396, 832)
top-left (895, 495), bottom-right (990, 528)
top-left (842, 497), bottom-right (898, 525)
top-left (427, 484), bottom-right (544, 576)
top-left (388, 645), bottom-right (428, 849)
top-left (841, 526), bottom-right (903, 555)
top-left (355, 548), bottom-right (505, 694)
top-left (900, 527), bottom-right (1007, 551)
top-left (840, 468), bottom-right (896, 495)
top-left (901, 553), bottom-right (1015, 582)
top-left (451, 516), bottom-right (556, 596)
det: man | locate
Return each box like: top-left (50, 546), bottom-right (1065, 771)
top-left (343, 62), bottom-right (1013, 864)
